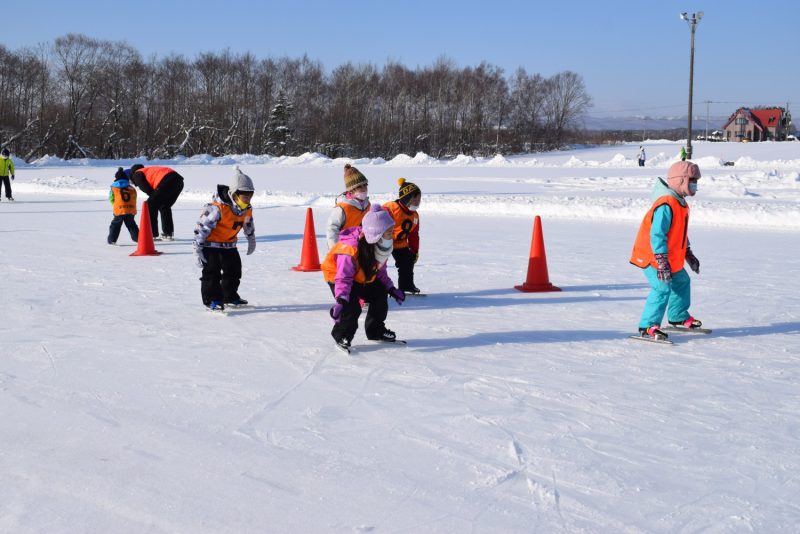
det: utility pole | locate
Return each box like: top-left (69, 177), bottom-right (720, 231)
top-left (681, 11), bottom-right (703, 159)
top-left (704, 100), bottom-right (713, 140)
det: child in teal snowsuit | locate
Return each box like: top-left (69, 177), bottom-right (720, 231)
top-left (629, 161), bottom-right (703, 340)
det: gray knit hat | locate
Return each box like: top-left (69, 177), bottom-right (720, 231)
top-left (231, 166), bottom-right (255, 194)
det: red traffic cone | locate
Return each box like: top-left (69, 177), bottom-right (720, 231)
top-left (130, 200), bottom-right (162, 256)
top-left (292, 207), bottom-right (321, 271)
top-left (514, 215), bottom-right (560, 292)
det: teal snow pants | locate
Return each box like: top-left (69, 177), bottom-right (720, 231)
top-left (638, 266), bottom-right (691, 328)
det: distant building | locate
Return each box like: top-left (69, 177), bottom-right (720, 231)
top-left (721, 107), bottom-right (793, 142)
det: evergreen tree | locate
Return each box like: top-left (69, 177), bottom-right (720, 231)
top-left (264, 91), bottom-right (294, 156)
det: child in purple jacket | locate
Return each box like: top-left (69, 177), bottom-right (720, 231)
top-left (321, 205), bottom-right (405, 351)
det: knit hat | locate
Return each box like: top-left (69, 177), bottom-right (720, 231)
top-left (130, 163), bottom-right (144, 174)
top-left (666, 161), bottom-right (701, 197)
top-left (230, 165), bottom-right (255, 194)
top-left (1, 148), bottom-right (9, 157)
top-left (343, 164), bottom-right (368, 192)
top-left (361, 204), bottom-right (395, 244)
top-left (115, 167), bottom-right (126, 181)
top-left (397, 177), bottom-right (421, 205)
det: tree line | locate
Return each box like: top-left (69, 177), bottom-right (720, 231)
top-left (0, 34), bottom-right (592, 162)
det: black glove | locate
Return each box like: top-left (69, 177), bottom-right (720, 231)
top-left (654, 253), bottom-right (672, 282)
top-left (10, 175), bottom-right (13, 181)
top-left (685, 248), bottom-right (700, 274)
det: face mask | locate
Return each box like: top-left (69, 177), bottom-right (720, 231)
top-left (352, 191), bottom-right (368, 201)
top-left (688, 182), bottom-right (698, 195)
top-left (233, 194), bottom-right (251, 210)
top-left (407, 204), bottom-right (419, 212)
top-left (374, 237), bottom-right (393, 265)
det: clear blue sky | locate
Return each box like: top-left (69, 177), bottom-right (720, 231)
top-left (5, 0), bottom-right (799, 120)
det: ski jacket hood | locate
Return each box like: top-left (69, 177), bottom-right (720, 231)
top-left (651, 177), bottom-right (687, 207)
top-left (337, 225), bottom-right (363, 247)
top-left (215, 184), bottom-right (250, 216)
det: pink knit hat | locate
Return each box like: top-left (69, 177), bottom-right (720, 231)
top-left (667, 161), bottom-right (701, 196)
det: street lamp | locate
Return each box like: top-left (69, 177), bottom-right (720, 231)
top-left (680, 11), bottom-right (703, 159)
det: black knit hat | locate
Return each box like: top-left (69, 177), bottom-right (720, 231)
top-left (115, 167), bottom-right (126, 181)
top-left (397, 178), bottom-right (421, 205)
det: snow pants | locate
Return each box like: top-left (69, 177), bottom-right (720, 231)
top-left (147, 172), bottom-right (184, 237)
top-left (392, 247), bottom-right (417, 292)
top-left (200, 247), bottom-right (243, 306)
top-left (328, 281), bottom-right (389, 343)
top-left (0, 175), bottom-right (12, 199)
top-left (108, 214), bottom-right (139, 244)
top-left (638, 266), bottom-right (691, 329)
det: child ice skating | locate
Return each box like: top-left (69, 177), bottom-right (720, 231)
top-left (630, 161), bottom-right (703, 341)
top-left (326, 164), bottom-right (371, 248)
top-left (193, 167), bottom-right (256, 312)
top-left (107, 167), bottom-right (139, 245)
top-left (0, 148), bottom-right (15, 201)
top-left (383, 178), bottom-right (422, 294)
top-left (322, 204), bottom-right (406, 352)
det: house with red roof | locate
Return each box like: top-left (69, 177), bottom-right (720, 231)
top-left (721, 107), bottom-right (793, 142)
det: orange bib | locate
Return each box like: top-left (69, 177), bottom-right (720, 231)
top-left (111, 185), bottom-right (137, 216)
top-left (630, 195), bottom-right (689, 271)
top-left (322, 242), bottom-right (375, 285)
top-left (207, 201), bottom-right (252, 244)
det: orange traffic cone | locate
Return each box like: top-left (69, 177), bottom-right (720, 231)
top-left (292, 207), bottom-right (321, 271)
top-left (130, 200), bottom-right (162, 256)
top-left (514, 215), bottom-right (560, 292)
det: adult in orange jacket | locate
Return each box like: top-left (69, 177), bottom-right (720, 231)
top-left (126, 164), bottom-right (185, 240)
top-left (630, 161), bottom-right (702, 340)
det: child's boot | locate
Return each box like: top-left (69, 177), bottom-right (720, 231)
top-left (638, 325), bottom-right (668, 340)
top-left (668, 316), bottom-right (702, 329)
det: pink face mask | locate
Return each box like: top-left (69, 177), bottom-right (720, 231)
top-left (352, 190), bottom-right (368, 201)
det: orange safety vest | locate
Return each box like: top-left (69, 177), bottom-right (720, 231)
top-left (207, 201), bottom-right (252, 244)
top-left (630, 195), bottom-right (689, 272)
top-left (382, 201), bottom-right (419, 249)
top-left (111, 185), bottom-right (137, 216)
top-left (322, 242), bottom-right (376, 285)
top-left (140, 166), bottom-right (174, 190)
top-left (337, 201), bottom-right (370, 231)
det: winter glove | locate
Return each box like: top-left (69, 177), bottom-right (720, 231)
top-left (194, 247), bottom-right (207, 268)
top-left (389, 287), bottom-right (406, 305)
top-left (413, 252), bottom-right (418, 264)
top-left (685, 248), bottom-right (700, 274)
top-left (10, 175), bottom-right (13, 181)
top-left (246, 238), bottom-right (256, 255)
top-left (654, 253), bottom-right (672, 282)
top-left (330, 297), bottom-right (348, 322)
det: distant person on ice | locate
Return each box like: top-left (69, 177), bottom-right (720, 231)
top-left (0, 148), bottom-right (15, 201)
top-left (679, 146), bottom-right (687, 161)
top-left (107, 167), bottom-right (139, 245)
top-left (192, 166), bottom-right (256, 312)
top-left (630, 161), bottom-right (703, 341)
top-left (126, 164), bottom-right (184, 240)
top-left (326, 164), bottom-right (371, 248)
top-left (322, 204), bottom-right (405, 352)
top-left (638, 145), bottom-right (646, 167)
top-left (383, 178), bottom-right (422, 294)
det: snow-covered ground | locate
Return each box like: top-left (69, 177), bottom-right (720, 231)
top-left (2, 141), bottom-right (799, 532)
